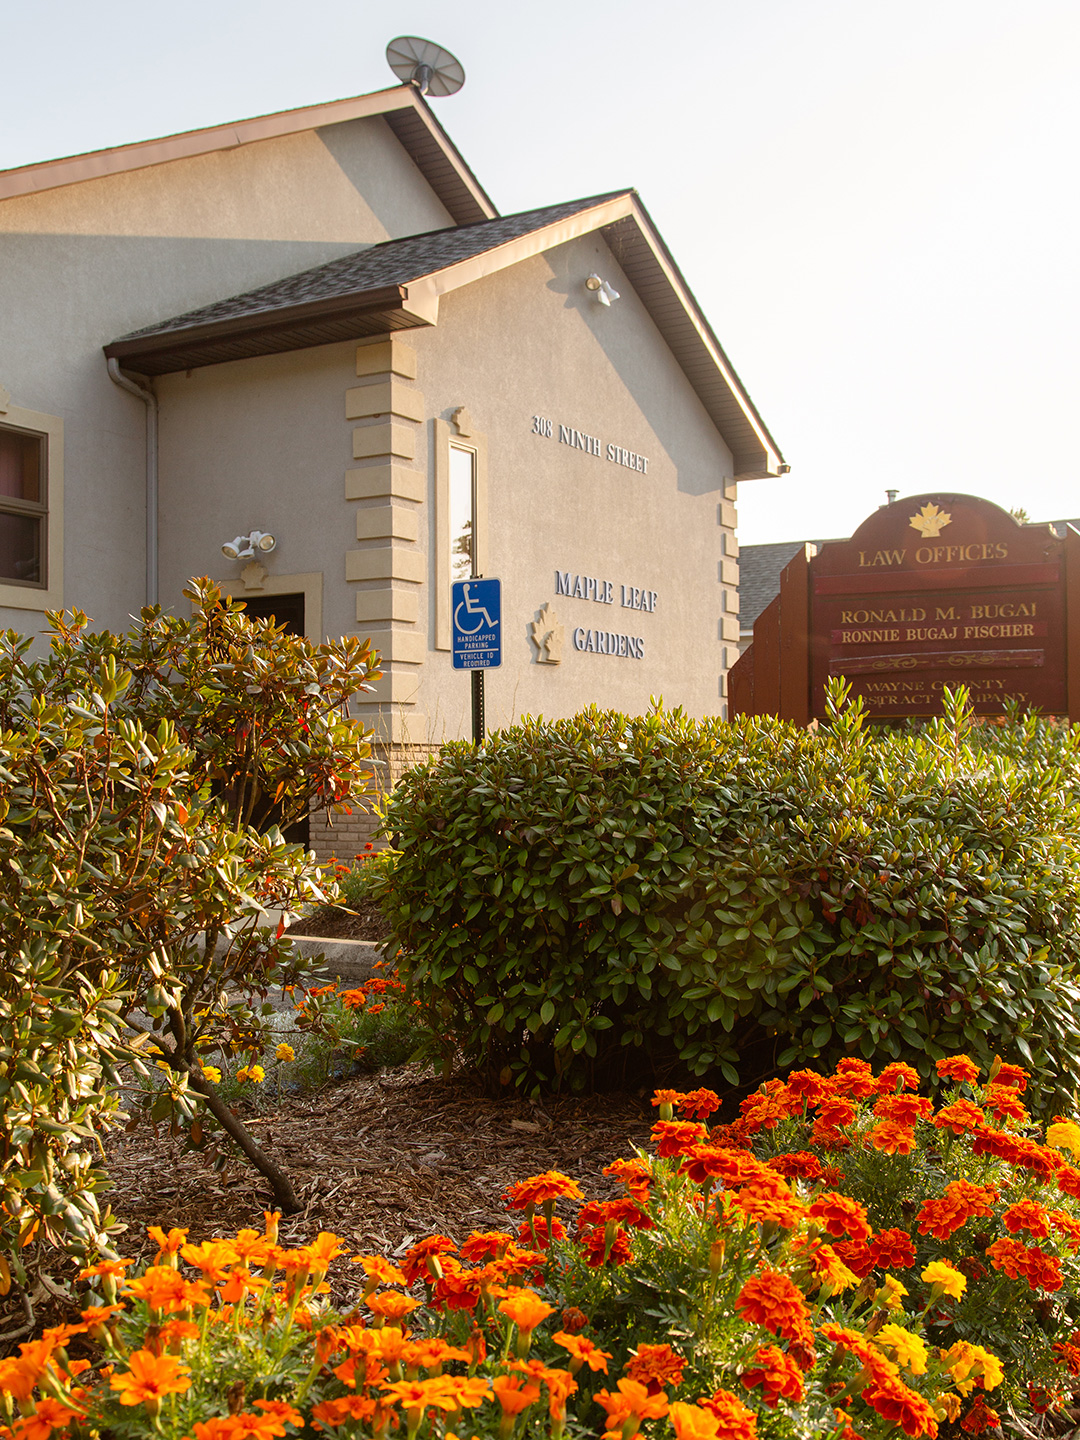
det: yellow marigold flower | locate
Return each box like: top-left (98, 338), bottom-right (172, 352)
top-left (936, 1393), bottom-right (962, 1422)
top-left (154, 1059), bottom-right (172, 1072)
top-left (200, 1065), bottom-right (222, 1084)
top-left (275, 1043), bottom-right (295, 1063)
top-left (875, 1275), bottom-right (908, 1311)
top-left (236, 1064), bottom-right (266, 1084)
top-left (1046, 1121), bottom-right (1080, 1157)
top-left (876, 1323), bottom-right (929, 1375)
top-left (941, 1341), bottom-right (1004, 1396)
top-left (921, 1260), bottom-right (966, 1299)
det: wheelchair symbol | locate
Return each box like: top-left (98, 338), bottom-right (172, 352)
top-left (454, 581), bottom-right (499, 634)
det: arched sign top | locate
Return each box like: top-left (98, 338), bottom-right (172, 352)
top-left (730, 490), bottom-right (1079, 724)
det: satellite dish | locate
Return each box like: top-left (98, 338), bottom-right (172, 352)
top-left (386, 36), bottom-right (465, 97)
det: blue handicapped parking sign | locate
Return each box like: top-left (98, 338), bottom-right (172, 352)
top-left (451, 577), bottom-right (502, 670)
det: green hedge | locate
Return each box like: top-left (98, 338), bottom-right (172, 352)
top-left (376, 688), bottom-right (1080, 1111)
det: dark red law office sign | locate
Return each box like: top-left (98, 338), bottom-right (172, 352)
top-left (729, 493), bottom-right (1080, 723)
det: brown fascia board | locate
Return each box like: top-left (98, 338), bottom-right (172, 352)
top-left (103, 285), bottom-right (426, 376)
top-left (0, 86), bottom-right (497, 225)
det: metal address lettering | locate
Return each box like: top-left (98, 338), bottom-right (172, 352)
top-left (531, 415), bottom-right (650, 474)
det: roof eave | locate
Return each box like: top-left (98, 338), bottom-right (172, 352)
top-left (102, 284), bottom-right (435, 376)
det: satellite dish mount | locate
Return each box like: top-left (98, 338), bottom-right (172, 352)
top-left (385, 36), bottom-right (466, 98)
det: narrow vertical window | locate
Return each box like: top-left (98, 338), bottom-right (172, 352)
top-left (448, 443), bottom-right (476, 581)
top-left (0, 425), bottom-right (46, 587)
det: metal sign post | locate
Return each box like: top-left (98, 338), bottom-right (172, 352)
top-left (451, 576), bottom-right (502, 744)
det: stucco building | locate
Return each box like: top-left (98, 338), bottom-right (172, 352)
top-left (0, 82), bottom-right (784, 853)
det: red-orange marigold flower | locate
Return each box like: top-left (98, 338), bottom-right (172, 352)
top-left (992, 1062), bottom-right (1028, 1092)
top-left (506, 1171), bottom-right (584, 1209)
top-left (831, 1058), bottom-right (878, 1099)
top-left (876, 1062), bottom-right (921, 1094)
top-left (696, 1387), bottom-right (759, 1440)
top-left (983, 1083), bottom-right (1029, 1124)
top-left (400, 1235), bottom-right (457, 1285)
top-left (740, 1344), bottom-right (805, 1407)
top-left (808, 1192), bottom-right (871, 1242)
top-left (766, 1151), bottom-right (824, 1181)
top-left (933, 1100), bottom-right (986, 1136)
top-left (874, 1093), bottom-right (933, 1126)
top-left (868, 1228), bottom-right (917, 1269)
top-left (960, 1395), bottom-right (1001, 1434)
top-left (677, 1088), bottom-right (721, 1119)
top-left (936, 1055), bottom-right (980, 1085)
top-left (735, 1269), bottom-right (811, 1342)
top-left (624, 1343), bottom-right (684, 1395)
top-left (862, 1375), bottom-right (939, 1437)
top-left (651, 1120), bottom-right (708, 1157)
top-left (869, 1121), bottom-right (915, 1155)
top-left (1003, 1199), bottom-right (1051, 1239)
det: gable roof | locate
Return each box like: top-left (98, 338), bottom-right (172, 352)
top-left (0, 85), bottom-right (496, 227)
top-left (105, 190), bottom-right (785, 478)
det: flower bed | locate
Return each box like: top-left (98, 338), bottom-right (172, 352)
top-left (5, 1056), bottom-right (1079, 1439)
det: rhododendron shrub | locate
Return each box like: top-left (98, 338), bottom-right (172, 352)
top-left (0, 583), bottom-right (381, 1302)
top-left (17, 1066), bottom-right (1080, 1439)
top-left (376, 684), bottom-right (1080, 1108)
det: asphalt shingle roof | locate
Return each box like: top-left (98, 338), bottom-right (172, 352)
top-left (116, 191), bottom-right (629, 342)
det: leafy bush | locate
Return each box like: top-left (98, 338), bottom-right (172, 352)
top-left (0, 583), bottom-right (379, 1305)
top-left (376, 686), bottom-right (1080, 1109)
top-left (13, 1057), bottom-right (1077, 1438)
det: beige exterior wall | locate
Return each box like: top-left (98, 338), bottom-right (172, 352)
top-left (0, 116), bottom-right (452, 634)
top-left (154, 230), bottom-right (738, 782)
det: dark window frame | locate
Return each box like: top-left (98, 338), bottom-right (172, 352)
top-left (0, 421), bottom-right (48, 590)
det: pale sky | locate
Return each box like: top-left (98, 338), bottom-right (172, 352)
top-left (3, 0), bottom-right (1077, 544)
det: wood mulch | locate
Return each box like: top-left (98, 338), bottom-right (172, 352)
top-left (101, 1063), bottom-right (653, 1309)
top-left (292, 900), bottom-right (392, 944)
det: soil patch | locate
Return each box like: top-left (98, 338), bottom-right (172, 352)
top-left (292, 900), bottom-right (392, 943)
top-left (100, 1063), bottom-right (652, 1308)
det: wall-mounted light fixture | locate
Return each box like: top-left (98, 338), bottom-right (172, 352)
top-left (585, 273), bottom-right (620, 306)
top-left (222, 530), bottom-right (277, 559)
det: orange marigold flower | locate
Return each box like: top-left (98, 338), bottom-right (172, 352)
top-left (460, 1230), bottom-right (514, 1262)
top-left (400, 1235), bottom-right (457, 1285)
top-left (766, 1150), bottom-right (824, 1181)
top-left (785, 1070), bottom-right (832, 1107)
top-left (738, 1080), bottom-right (792, 1132)
top-left (651, 1088), bottom-right (684, 1108)
top-left (832, 1239), bottom-right (875, 1280)
top-left (983, 1083), bottom-right (1028, 1124)
top-left (874, 1093), bottom-right (933, 1126)
top-left (735, 1269), bottom-right (811, 1342)
top-left (808, 1192), bottom-right (871, 1242)
top-left (868, 1228), bottom-right (917, 1269)
top-left (603, 1157), bottom-right (652, 1200)
top-left (916, 1180), bottom-right (997, 1241)
top-left (818, 1096), bottom-right (858, 1129)
top-left (108, 1349), bottom-right (191, 1409)
top-left (505, 1171), bottom-right (584, 1209)
top-left (696, 1387), bottom-right (759, 1440)
top-left (680, 1145), bottom-right (768, 1188)
top-left (353, 1254), bottom-right (407, 1287)
top-left (869, 1121), bottom-right (916, 1155)
top-left (624, 1342), bottom-right (684, 1394)
top-left (499, 1289), bottom-right (556, 1333)
top-left (491, 1374), bottom-right (541, 1415)
top-left (933, 1100), bottom-right (986, 1136)
top-left (936, 1054), bottom-right (980, 1084)
top-left (677, 1088), bottom-right (721, 1119)
top-left (366, 1290), bottom-right (420, 1321)
top-left (148, 1225), bottom-right (189, 1259)
top-left (862, 1374), bottom-right (939, 1437)
top-left (804, 1242), bottom-right (859, 1294)
top-left (831, 1058), bottom-right (878, 1099)
top-left (517, 1215), bottom-right (566, 1249)
top-left (311, 1396), bottom-right (377, 1428)
top-left (577, 1198), bottom-right (654, 1232)
top-left (123, 1265), bottom-right (211, 1314)
top-left (985, 1236), bottom-right (1029, 1281)
top-left (1049, 1208), bottom-right (1080, 1249)
top-left (740, 1344), bottom-right (805, 1406)
top-left (651, 1120), bottom-right (708, 1157)
top-left (876, 1061), bottom-right (921, 1094)
top-left (594, 1379), bottom-right (669, 1434)
top-left (1003, 1199), bottom-right (1051, 1239)
top-left (992, 1061), bottom-right (1028, 1092)
top-left (1052, 1331), bottom-right (1080, 1376)
top-left (559, 1307), bottom-right (589, 1335)
top-left (960, 1395), bottom-right (1001, 1434)
top-left (668, 1400), bottom-right (723, 1440)
top-left (579, 1225), bottom-right (633, 1269)
top-left (552, 1331), bottom-right (610, 1374)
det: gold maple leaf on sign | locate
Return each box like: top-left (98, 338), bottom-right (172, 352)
top-left (908, 502), bottom-right (952, 538)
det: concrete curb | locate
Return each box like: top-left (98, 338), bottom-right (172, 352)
top-left (287, 935), bottom-right (394, 984)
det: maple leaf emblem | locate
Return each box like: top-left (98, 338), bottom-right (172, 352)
top-left (908, 502), bottom-right (952, 538)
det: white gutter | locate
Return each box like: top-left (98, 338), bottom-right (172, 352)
top-left (107, 359), bottom-right (158, 606)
